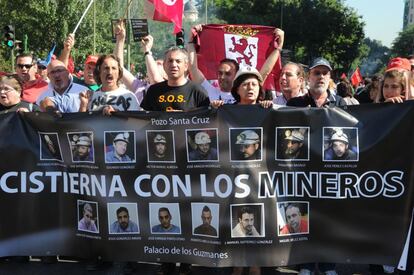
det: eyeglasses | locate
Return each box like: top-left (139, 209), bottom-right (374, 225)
top-left (38, 65), bottom-right (47, 70)
top-left (49, 68), bottom-right (67, 75)
top-left (17, 64), bottom-right (33, 69)
top-left (311, 70), bottom-right (330, 77)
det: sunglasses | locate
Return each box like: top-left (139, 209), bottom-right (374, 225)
top-left (17, 64), bottom-right (33, 69)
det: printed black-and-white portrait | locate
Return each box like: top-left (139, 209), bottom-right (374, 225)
top-left (323, 127), bottom-right (359, 162)
top-left (230, 203), bottom-right (264, 238)
top-left (146, 130), bottom-right (176, 163)
top-left (186, 129), bottom-right (219, 162)
top-left (277, 201), bottom-right (309, 236)
top-left (39, 132), bottom-right (63, 161)
top-left (276, 127), bottom-right (310, 161)
top-left (77, 200), bottom-right (99, 234)
top-left (191, 203), bottom-right (219, 238)
top-left (230, 128), bottom-right (263, 162)
top-left (67, 132), bottom-right (94, 163)
top-left (104, 131), bottom-right (136, 163)
top-left (107, 203), bottom-right (140, 234)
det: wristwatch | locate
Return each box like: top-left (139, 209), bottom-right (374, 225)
top-left (144, 51), bottom-right (152, 56)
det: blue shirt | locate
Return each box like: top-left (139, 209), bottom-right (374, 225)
top-left (50, 93), bottom-right (80, 113)
top-left (152, 224), bottom-right (181, 234)
top-left (105, 150), bottom-right (132, 163)
top-left (110, 221), bottom-right (139, 233)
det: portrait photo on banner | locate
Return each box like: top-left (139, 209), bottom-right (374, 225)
top-left (77, 200), bottom-right (99, 234)
top-left (67, 131), bottom-right (95, 163)
top-left (191, 202), bottom-right (219, 238)
top-left (277, 201), bottom-right (309, 236)
top-left (275, 127), bottom-right (310, 161)
top-left (39, 132), bottom-right (63, 162)
top-left (230, 203), bottom-right (265, 238)
top-left (107, 202), bottom-right (140, 235)
top-left (146, 130), bottom-right (176, 163)
top-left (323, 127), bottom-right (359, 162)
top-left (229, 127), bottom-right (263, 162)
top-left (186, 128), bottom-right (219, 163)
top-left (104, 131), bottom-right (136, 164)
top-left (149, 202), bottom-right (182, 235)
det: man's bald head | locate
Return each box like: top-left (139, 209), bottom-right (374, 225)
top-left (47, 60), bottom-right (70, 94)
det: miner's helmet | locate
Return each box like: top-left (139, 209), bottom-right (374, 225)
top-left (284, 129), bottom-right (304, 142)
top-left (113, 132), bottom-right (130, 143)
top-left (330, 129), bottom-right (348, 144)
top-left (76, 136), bottom-right (91, 147)
top-left (154, 134), bottom-right (167, 144)
top-left (195, 132), bottom-right (211, 145)
top-left (236, 130), bottom-right (259, 145)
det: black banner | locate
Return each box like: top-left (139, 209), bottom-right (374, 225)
top-left (0, 103), bottom-right (413, 267)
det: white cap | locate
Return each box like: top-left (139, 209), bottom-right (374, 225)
top-left (236, 130), bottom-right (259, 145)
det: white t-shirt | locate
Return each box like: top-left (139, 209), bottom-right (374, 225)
top-left (201, 79), bottom-right (236, 104)
top-left (88, 87), bottom-right (140, 111)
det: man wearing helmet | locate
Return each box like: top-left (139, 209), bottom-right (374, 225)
top-left (324, 129), bottom-right (357, 161)
top-left (73, 135), bottom-right (93, 162)
top-left (189, 131), bottom-right (218, 161)
top-left (152, 134), bottom-right (170, 161)
top-left (235, 130), bottom-right (261, 160)
top-left (106, 132), bottom-right (132, 162)
top-left (283, 129), bottom-right (307, 160)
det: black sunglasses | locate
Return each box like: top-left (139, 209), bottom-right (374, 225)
top-left (17, 64), bottom-right (33, 69)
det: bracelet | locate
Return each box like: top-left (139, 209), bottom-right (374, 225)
top-left (144, 51), bottom-right (152, 56)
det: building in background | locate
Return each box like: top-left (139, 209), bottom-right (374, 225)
top-left (404, 0), bottom-right (414, 29)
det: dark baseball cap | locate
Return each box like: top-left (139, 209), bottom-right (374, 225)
top-left (309, 57), bottom-right (332, 71)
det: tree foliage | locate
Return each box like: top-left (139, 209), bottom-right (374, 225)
top-left (359, 38), bottom-right (389, 76)
top-left (392, 25), bottom-right (414, 57)
top-left (210, 0), bottom-right (366, 72)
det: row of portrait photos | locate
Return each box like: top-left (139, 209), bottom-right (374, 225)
top-left (39, 127), bottom-right (360, 163)
top-left (77, 200), bottom-right (310, 238)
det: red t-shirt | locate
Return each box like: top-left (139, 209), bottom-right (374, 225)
top-left (280, 218), bottom-right (309, 235)
top-left (22, 78), bottom-right (48, 103)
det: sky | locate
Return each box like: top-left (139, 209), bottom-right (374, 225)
top-left (344, 0), bottom-right (405, 48)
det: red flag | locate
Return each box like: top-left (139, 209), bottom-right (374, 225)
top-left (195, 24), bottom-right (282, 91)
top-left (145, 0), bottom-right (183, 34)
top-left (350, 67), bottom-right (362, 87)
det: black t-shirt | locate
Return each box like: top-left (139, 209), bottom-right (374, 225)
top-left (140, 80), bottom-right (210, 111)
top-left (0, 101), bottom-right (40, 114)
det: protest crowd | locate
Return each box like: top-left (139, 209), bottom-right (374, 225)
top-left (0, 2), bottom-right (414, 275)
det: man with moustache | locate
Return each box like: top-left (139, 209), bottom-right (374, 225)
top-left (79, 54), bottom-right (140, 114)
top-left (287, 57), bottom-right (346, 108)
top-left (15, 53), bottom-right (48, 103)
top-left (37, 60), bottom-right (87, 112)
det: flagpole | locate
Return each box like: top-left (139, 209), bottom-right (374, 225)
top-left (73, 0), bottom-right (95, 34)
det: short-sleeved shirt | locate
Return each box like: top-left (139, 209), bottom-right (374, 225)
top-left (141, 80), bottom-right (210, 111)
top-left (89, 87), bottom-right (140, 111)
top-left (201, 79), bottom-right (235, 104)
top-left (36, 81), bottom-right (87, 109)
